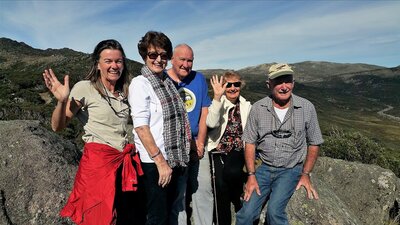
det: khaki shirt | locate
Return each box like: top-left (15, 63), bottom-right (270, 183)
top-left (70, 81), bottom-right (129, 151)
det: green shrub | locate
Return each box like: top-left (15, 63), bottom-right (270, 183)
top-left (321, 127), bottom-right (397, 176)
top-left (385, 157), bottom-right (400, 179)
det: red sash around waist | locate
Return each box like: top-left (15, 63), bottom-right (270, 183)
top-left (60, 143), bottom-right (143, 225)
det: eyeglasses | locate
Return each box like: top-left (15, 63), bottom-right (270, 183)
top-left (147, 52), bottom-right (168, 60)
top-left (105, 95), bottom-right (130, 118)
top-left (102, 86), bottom-right (130, 118)
top-left (271, 130), bottom-right (292, 138)
top-left (226, 82), bottom-right (241, 88)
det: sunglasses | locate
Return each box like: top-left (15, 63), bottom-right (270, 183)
top-left (147, 52), bottom-right (168, 60)
top-left (271, 130), bottom-right (292, 139)
top-left (226, 82), bottom-right (241, 88)
top-left (103, 90), bottom-right (130, 118)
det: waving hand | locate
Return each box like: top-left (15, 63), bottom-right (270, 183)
top-left (210, 75), bottom-right (226, 101)
top-left (43, 68), bottom-right (70, 103)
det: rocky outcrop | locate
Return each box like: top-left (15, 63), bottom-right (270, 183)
top-left (0, 120), bottom-right (80, 225)
top-left (0, 120), bottom-right (399, 225)
top-left (286, 157), bottom-right (400, 225)
top-left (0, 107), bottom-right (47, 122)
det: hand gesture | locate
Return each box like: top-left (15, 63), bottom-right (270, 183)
top-left (155, 159), bottom-right (173, 188)
top-left (295, 175), bottom-right (319, 200)
top-left (242, 175), bottom-right (261, 202)
top-left (196, 139), bottom-right (205, 159)
top-left (43, 69), bottom-right (70, 103)
top-left (210, 75), bottom-right (226, 101)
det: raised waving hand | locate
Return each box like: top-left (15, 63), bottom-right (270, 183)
top-left (210, 75), bottom-right (227, 101)
top-left (43, 68), bottom-right (70, 103)
top-left (43, 68), bottom-right (80, 131)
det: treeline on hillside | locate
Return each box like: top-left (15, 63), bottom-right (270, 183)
top-left (321, 127), bottom-right (400, 177)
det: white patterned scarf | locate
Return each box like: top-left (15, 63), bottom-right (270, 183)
top-left (141, 66), bottom-right (191, 168)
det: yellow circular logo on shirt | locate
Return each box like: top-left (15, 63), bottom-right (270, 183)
top-left (178, 87), bottom-right (196, 112)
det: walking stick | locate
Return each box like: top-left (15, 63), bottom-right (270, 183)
top-left (210, 151), bottom-right (222, 225)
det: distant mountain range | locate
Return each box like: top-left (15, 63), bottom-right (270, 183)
top-left (1, 37), bottom-right (399, 151)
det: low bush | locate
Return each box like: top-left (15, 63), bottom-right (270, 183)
top-left (321, 127), bottom-right (399, 177)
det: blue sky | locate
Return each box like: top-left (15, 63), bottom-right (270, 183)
top-left (1, 0), bottom-right (399, 70)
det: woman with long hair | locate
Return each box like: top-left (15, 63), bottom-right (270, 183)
top-left (43, 39), bottom-right (144, 225)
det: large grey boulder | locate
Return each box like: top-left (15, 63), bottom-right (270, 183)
top-left (0, 120), bottom-right (79, 225)
top-left (286, 157), bottom-right (400, 225)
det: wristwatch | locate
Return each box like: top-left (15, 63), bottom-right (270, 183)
top-left (301, 171), bottom-right (311, 176)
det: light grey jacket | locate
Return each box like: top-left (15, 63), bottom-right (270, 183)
top-left (206, 95), bottom-right (252, 151)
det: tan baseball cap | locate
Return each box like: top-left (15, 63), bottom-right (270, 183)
top-left (268, 63), bottom-right (294, 79)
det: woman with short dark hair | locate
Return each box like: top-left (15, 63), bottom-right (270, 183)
top-left (129, 31), bottom-right (191, 225)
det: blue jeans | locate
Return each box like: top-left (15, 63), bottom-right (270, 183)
top-left (236, 163), bottom-right (302, 225)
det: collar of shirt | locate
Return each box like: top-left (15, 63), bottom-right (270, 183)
top-left (261, 94), bottom-right (303, 111)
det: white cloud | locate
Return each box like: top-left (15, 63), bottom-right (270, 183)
top-left (190, 1), bottom-right (400, 69)
top-left (1, 0), bottom-right (399, 70)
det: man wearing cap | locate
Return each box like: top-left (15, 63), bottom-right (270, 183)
top-left (236, 63), bottom-right (324, 225)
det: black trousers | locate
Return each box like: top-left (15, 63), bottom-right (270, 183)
top-left (211, 150), bottom-right (246, 225)
top-left (114, 165), bottom-right (146, 225)
top-left (140, 163), bottom-right (187, 225)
